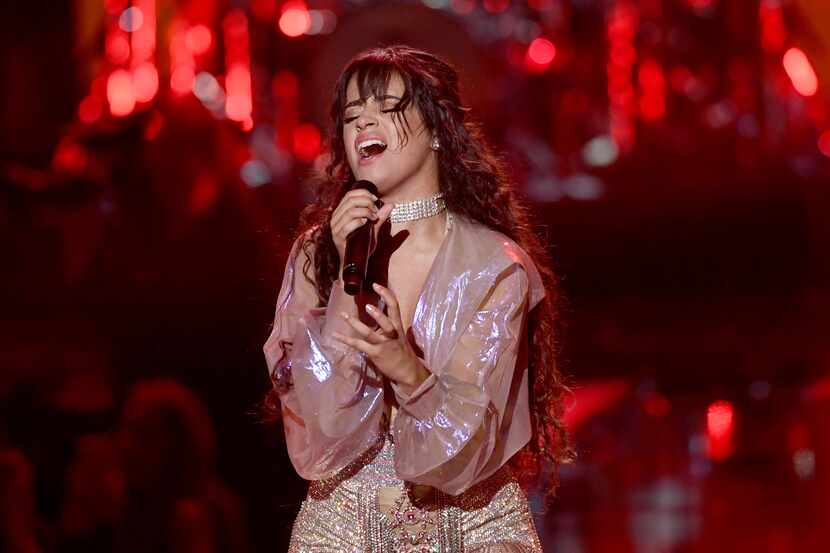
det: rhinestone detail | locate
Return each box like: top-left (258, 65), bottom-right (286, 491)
top-left (389, 193), bottom-right (446, 224)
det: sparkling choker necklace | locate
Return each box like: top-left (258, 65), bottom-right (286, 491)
top-left (389, 192), bottom-right (446, 223)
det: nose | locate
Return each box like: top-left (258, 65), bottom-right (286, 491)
top-left (355, 98), bottom-right (381, 131)
top-left (355, 115), bottom-right (376, 132)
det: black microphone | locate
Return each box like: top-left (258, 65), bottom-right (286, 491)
top-left (342, 180), bottom-right (380, 296)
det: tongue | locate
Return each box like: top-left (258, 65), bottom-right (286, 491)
top-left (364, 144), bottom-right (386, 157)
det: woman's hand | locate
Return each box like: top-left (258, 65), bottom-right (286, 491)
top-left (330, 189), bottom-right (394, 272)
top-left (331, 282), bottom-right (430, 393)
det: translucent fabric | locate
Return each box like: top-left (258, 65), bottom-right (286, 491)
top-left (263, 211), bottom-right (545, 496)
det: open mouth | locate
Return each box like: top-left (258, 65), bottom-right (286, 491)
top-left (357, 139), bottom-right (387, 161)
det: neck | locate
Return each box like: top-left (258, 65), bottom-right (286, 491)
top-left (390, 206), bottom-right (448, 245)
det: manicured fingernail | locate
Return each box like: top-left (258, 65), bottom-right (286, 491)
top-left (340, 311), bottom-right (349, 319)
top-left (366, 304), bottom-right (375, 312)
top-left (371, 194), bottom-right (378, 200)
top-left (372, 283), bottom-right (380, 290)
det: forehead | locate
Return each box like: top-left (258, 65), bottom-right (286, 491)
top-left (345, 71), bottom-right (405, 101)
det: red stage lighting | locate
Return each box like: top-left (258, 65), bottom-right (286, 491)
top-left (186, 24), bottom-right (213, 55)
top-left (78, 96), bottom-right (103, 124)
top-left (133, 63), bottom-right (159, 103)
top-left (107, 69), bottom-right (136, 117)
top-left (783, 47), bottom-right (818, 97)
top-left (279, 3), bottom-right (311, 37)
top-left (293, 123), bottom-right (321, 162)
top-left (106, 34), bottom-right (131, 65)
top-left (706, 400), bottom-right (735, 461)
top-left (525, 38), bottom-right (556, 72)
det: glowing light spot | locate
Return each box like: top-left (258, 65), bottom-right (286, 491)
top-left (193, 72), bottom-right (222, 103)
top-left (107, 69), bottom-right (136, 117)
top-left (793, 448), bottom-right (815, 480)
top-left (106, 34), bottom-right (131, 64)
top-left (185, 24), bottom-right (213, 55)
top-left (293, 123), bottom-right (321, 162)
top-left (241, 159), bottom-right (272, 187)
top-left (226, 95), bottom-right (253, 122)
top-left (52, 139), bottom-right (88, 172)
top-left (706, 400), bottom-right (735, 461)
top-left (279, 4), bottom-right (311, 37)
top-left (118, 7), bottom-right (144, 32)
top-left (707, 401), bottom-right (733, 439)
top-left (225, 66), bottom-right (253, 121)
top-left (783, 47), bottom-right (818, 97)
top-left (582, 135), bottom-right (619, 167)
top-left (307, 10), bottom-right (337, 35)
top-left (171, 66), bottom-right (196, 95)
top-left (132, 63), bottom-right (158, 103)
top-left (525, 38), bottom-right (556, 72)
top-left (78, 96), bottom-right (103, 124)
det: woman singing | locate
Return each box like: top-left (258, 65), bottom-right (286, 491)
top-left (264, 45), bottom-right (570, 552)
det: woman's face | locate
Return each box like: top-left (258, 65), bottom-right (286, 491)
top-left (342, 72), bottom-right (436, 196)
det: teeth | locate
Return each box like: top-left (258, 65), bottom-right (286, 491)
top-left (357, 138), bottom-right (387, 158)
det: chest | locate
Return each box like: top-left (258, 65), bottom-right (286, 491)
top-left (386, 246), bottom-right (441, 333)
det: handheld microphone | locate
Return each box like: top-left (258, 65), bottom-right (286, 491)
top-left (342, 180), bottom-right (380, 296)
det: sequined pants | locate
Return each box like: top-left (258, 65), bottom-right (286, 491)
top-left (287, 434), bottom-right (543, 552)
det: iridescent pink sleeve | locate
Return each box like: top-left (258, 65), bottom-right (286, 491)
top-left (390, 265), bottom-right (536, 495)
top-left (263, 236), bottom-right (385, 480)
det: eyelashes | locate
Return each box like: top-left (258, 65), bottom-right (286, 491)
top-left (343, 108), bottom-right (402, 125)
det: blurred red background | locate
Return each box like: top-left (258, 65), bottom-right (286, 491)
top-left (2, 1), bottom-right (829, 552)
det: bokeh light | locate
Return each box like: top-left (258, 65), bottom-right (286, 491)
top-left (118, 6), bottom-right (143, 32)
top-left (107, 69), bottom-right (136, 116)
top-left (279, 4), bottom-right (311, 37)
top-left (170, 66), bottom-right (196, 96)
top-left (783, 47), bottom-right (818, 97)
top-left (185, 24), bottom-right (213, 55)
top-left (293, 123), bottom-right (321, 162)
top-left (132, 62), bottom-right (158, 103)
top-left (525, 38), bottom-right (556, 72)
top-left (105, 34), bottom-right (130, 65)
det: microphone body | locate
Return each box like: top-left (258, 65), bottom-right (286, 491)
top-left (342, 180), bottom-right (380, 295)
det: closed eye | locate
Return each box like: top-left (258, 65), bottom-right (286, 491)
top-left (343, 109), bottom-right (400, 125)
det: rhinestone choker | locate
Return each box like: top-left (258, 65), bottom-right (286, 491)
top-left (389, 192), bottom-right (446, 224)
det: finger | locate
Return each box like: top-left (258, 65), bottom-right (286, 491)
top-left (340, 311), bottom-right (383, 343)
top-left (372, 202), bottom-right (394, 233)
top-left (332, 194), bottom-right (377, 229)
top-left (331, 331), bottom-right (378, 355)
top-left (364, 304), bottom-right (397, 337)
top-left (333, 207), bottom-right (377, 239)
top-left (338, 217), bottom-right (372, 241)
top-left (344, 189), bottom-right (378, 203)
top-left (371, 283), bottom-right (403, 332)
top-left (347, 206), bottom-right (378, 221)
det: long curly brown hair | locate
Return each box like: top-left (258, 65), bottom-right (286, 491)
top-left (269, 45), bottom-right (573, 499)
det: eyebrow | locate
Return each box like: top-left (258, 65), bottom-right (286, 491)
top-left (343, 95), bottom-right (402, 109)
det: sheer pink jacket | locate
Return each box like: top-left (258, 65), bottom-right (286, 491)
top-left (263, 213), bottom-right (545, 496)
